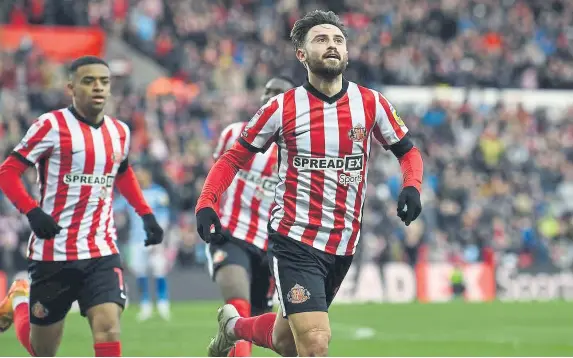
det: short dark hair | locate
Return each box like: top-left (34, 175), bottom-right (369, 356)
top-left (290, 10), bottom-right (348, 50)
top-left (69, 56), bottom-right (109, 74)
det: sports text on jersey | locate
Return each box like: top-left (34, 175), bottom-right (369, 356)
top-left (338, 172), bottom-right (363, 186)
top-left (63, 174), bottom-right (115, 187)
top-left (236, 170), bottom-right (279, 193)
top-left (293, 154), bottom-right (364, 173)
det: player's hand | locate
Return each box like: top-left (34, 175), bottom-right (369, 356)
top-left (196, 207), bottom-right (225, 244)
top-left (26, 207), bottom-right (62, 239)
top-left (397, 186), bottom-right (422, 226)
top-left (142, 214), bottom-right (164, 247)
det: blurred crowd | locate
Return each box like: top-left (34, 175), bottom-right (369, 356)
top-left (1, 0), bottom-right (573, 275)
top-left (3, 0), bottom-right (573, 89)
top-left (126, 0), bottom-right (573, 89)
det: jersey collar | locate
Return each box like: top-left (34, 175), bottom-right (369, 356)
top-left (303, 77), bottom-right (349, 104)
top-left (68, 106), bottom-right (104, 129)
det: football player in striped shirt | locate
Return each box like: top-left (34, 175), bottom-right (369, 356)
top-left (206, 76), bottom-right (294, 357)
top-left (196, 10), bottom-right (423, 357)
top-left (0, 56), bottom-right (164, 357)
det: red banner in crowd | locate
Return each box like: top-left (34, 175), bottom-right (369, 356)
top-left (335, 262), bottom-right (496, 303)
top-left (416, 263), bottom-right (496, 302)
top-left (0, 26), bottom-right (105, 62)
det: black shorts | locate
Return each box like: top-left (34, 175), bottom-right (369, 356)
top-left (207, 233), bottom-right (274, 314)
top-left (268, 230), bottom-right (353, 317)
top-left (28, 254), bottom-right (126, 326)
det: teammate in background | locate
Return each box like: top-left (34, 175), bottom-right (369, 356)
top-left (196, 10), bottom-right (423, 357)
top-left (207, 76), bottom-right (294, 357)
top-left (115, 165), bottom-right (171, 321)
top-left (0, 56), bottom-right (164, 357)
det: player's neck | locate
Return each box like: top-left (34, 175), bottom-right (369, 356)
top-left (71, 105), bottom-right (105, 126)
top-left (307, 72), bottom-right (343, 98)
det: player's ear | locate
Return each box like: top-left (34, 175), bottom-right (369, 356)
top-left (296, 48), bottom-right (306, 63)
top-left (66, 81), bottom-right (74, 97)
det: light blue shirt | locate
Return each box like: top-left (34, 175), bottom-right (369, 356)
top-left (115, 184), bottom-right (170, 243)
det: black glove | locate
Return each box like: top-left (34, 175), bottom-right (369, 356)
top-left (26, 207), bottom-right (62, 239)
top-left (397, 186), bottom-right (422, 226)
top-left (142, 214), bottom-right (164, 247)
top-left (196, 207), bottom-right (225, 244)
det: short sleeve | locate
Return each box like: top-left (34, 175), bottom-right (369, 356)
top-left (239, 95), bottom-right (283, 152)
top-left (373, 92), bottom-right (409, 148)
top-left (13, 115), bottom-right (56, 165)
top-left (213, 123), bottom-right (242, 160)
top-left (121, 123), bottom-right (131, 161)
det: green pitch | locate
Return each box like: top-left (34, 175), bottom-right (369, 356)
top-left (0, 301), bottom-right (570, 356)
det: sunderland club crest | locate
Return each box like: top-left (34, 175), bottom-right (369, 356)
top-left (286, 283), bottom-right (311, 304)
top-left (348, 124), bottom-right (366, 142)
top-left (32, 302), bottom-right (49, 319)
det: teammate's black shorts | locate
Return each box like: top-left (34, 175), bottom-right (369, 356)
top-left (28, 254), bottom-right (126, 326)
top-left (207, 232), bottom-right (274, 314)
top-left (268, 229), bottom-right (353, 317)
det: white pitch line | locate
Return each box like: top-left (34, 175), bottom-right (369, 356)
top-left (330, 322), bottom-right (377, 340)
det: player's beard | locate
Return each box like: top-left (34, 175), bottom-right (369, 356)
top-left (306, 53), bottom-right (348, 81)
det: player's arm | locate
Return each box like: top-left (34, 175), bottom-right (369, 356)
top-left (113, 121), bottom-right (163, 246)
top-left (0, 116), bottom-right (62, 238)
top-left (374, 93), bottom-right (423, 226)
top-left (115, 161), bottom-right (164, 246)
top-left (115, 160), bottom-right (152, 216)
top-left (210, 123), bottom-right (244, 213)
top-left (195, 96), bottom-right (283, 242)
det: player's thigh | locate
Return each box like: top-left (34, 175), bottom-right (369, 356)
top-left (268, 234), bottom-right (329, 318)
top-left (208, 238), bottom-right (252, 300)
top-left (77, 255), bottom-right (126, 321)
top-left (128, 242), bottom-right (148, 276)
top-left (325, 255), bottom-right (354, 307)
top-left (30, 321), bottom-right (66, 357)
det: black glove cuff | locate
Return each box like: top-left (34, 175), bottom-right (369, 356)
top-left (26, 207), bottom-right (43, 218)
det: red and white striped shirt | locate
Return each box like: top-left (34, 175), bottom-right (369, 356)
top-left (13, 107), bottom-right (130, 261)
top-left (214, 122), bottom-right (278, 250)
top-left (240, 79), bottom-right (408, 255)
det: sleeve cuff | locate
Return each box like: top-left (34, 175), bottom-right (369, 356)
top-left (11, 151), bottom-right (34, 167)
top-left (117, 158), bottom-right (129, 174)
top-left (238, 138), bottom-right (263, 153)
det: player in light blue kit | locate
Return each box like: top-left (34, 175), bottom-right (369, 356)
top-left (115, 165), bottom-right (171, 321)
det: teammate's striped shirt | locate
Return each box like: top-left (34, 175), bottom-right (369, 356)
top-left (13, 107), bottom-right (130, 261)
top-left (239, 79), bottom-right (408, 255)
top-left (214, 122), bottom-right (278, 251)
